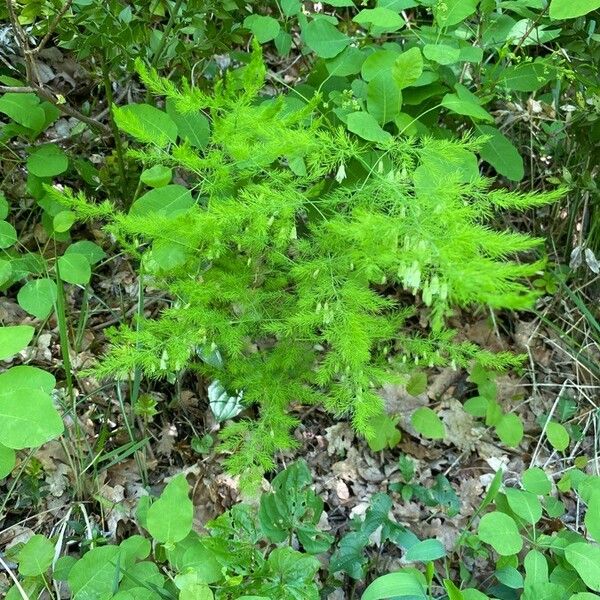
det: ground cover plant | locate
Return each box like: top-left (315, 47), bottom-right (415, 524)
top-left (0, 1), bottom-right (599, 599)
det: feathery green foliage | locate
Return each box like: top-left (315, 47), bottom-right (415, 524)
top-left (53, 47), bottom-right (563, 486)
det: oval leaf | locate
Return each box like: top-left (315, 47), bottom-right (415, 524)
top-left (303, 19), bottom-right (351, 59)
top-left (478, 511), bottom-right (523, 556)
top-left (0, 388), bottom-right (64, 449)
top-left (17, 278), bottom-right (57, 319)
top-left (27, 144), bottom-right (69, 178)
top-left (58, 253), bottom-right (92, 285)
top-left (147, 474), bottom-right (193, 545)
top-left (0, 325), bottom-right (34, 360)
top-left (411, 407), bottom-right (445, 440)
top-left (550, 0), bottom-right (600, 19)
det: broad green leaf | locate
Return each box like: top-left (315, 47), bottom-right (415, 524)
top-left (0, 366), bottom-right (55, 395)
top-left (570, 594), bottom-right (600, 599)
top-left (443, 84), bottom-right (493, 122)
top-left (114, 103), bottom-right (178, 147)
top-left (462, 590), bottom-right (490, 600)
top-left (0, 325), bottom-right (34, 360)
top-left (379, 0), bottom-right (418, 8)
top-left (494, 58), bottom-right (556, 92)
top-left (0, 259), bottom-right (11, 286)
top-left (120, 535), bottom-right (151, 568)
top-left (544, 496), bottom-right (565, 518)
top-left (180, 583), bottom-right (213, 600)
top-left (362, 49), bottom-right (400, 82)
top-left (411, 407), bottom-right (445, 439)
top-left (208, 380), bottom-right (243, 422)
top-left (564, 543), bottom-right (600, 591)
top-left (459, 45), bottom-right (484, 63)
top-left (444, 579), bottom-right (465, 600)
top-left (404, 539), bottom-right (446, 562)
top-left (17, 278), bottom-right (58, 319)
top-left (27, 144), bottom-right (69, 178)
top-left (522, 467), bottom-right (551, 496)
top-left (119, 561), bottom-right (163, 592)
top-left (423, 44), bottom-right (461, 65)
top-left (130, 184), bottom-right (194, 217)
top-left (0, 93), bottom-right (45, 130)
top-left (496, 566), bottom-right (523, 589)
top-left (65, 241), bottom-right (106, 266)
top-left (166, 99), bottom-right (210, 148)
top-left (362, 572), bottom-right (427, 600)
top-left (367, 414), bottom-right (401, 452)
top-left (353, 8), bottom-right (405, 32)
top-left (505, 488), bottom-right (543, 524)
top-left (274, 29), bottom-right (292, 56)
top-left (585, 491), bottom-right (600, 543)
top-left (264, 548), bottom-right (320, 597)
top-left (330, 531), bottom-right (369, 579)
top-left (324, 0), bottom-right (355, 5)
top-left (476, 125), bottom-right (524, 182)
top-left (0, 388), bottom-right (63, 449)
top-left (326, 47), bottom-right (366, 76)
top-left (166, 533), bottom-right (221, 582)
top-left (147, 474), bottom-right (193, 545)
top-left (495, 413), bottom-right (523, 447)
top-left (464, 396), bottom-right (488, 417)
top-left (68, 545), bottom-right (121, 600)
top-left (406, 372), bottom-right (427, 396)
top-left (442, 93), bottom-right (493, 122)
top-left (259, 461), bottom-right (333, 554)
top-left (575, 475), bottom-right (600, 503)
top-left (303, 19), bottom-right (351, 58)
top-left (5, 578), bottom-right (44, 600)
top-left (0, 443), bottom-right (16, 478)
top-left (18, 534), bottom-right (54, 576)
top-left (546, 421), bottom-right (570, 451)
top-left (281, 0), bottom-right (301, 16)
top-left (524, 549), bottom-right (548, 585)
top-left (141, 165), bottom-right (172, 188)
top-left (434, 0), bottom-right (479, 27)
top-left (367, 75), bottom-right (403, 124)
top-left (549, 0), bottom-right (600, 19)
top-left (58, 253), bottom-right (92, 285)
top-left (0, 221), bottom-right (17, 248)
top-left (347, 111), bottom-right (392, 144)
top-left (393, 47), bottom-right (424, 89)
top-left (243, 14), bottom-right (280, 43)
top-left (478, 512), bottom-right (523, 555)
top-left (53, 210), bottom-right (76, 233)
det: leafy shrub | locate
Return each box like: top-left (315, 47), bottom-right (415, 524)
top-left (5, 462), bottom-right (600, 599)
top-left (51, 47), bottom-right (563, 486)
top-left (5, 462), bottom-right (327, 600)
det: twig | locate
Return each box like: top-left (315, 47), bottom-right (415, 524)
top-left (0, 82), bottom-right (111, 134)
top-left (0, 85), bottom-right (35, 93)
top-left (3, 0), bottom-right (110, 134)
top-left (34, 0), bottom-right (74, 55)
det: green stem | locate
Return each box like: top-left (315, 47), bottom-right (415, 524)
top-left (131, 262), bottom-right (145, 406)
top-left (102, 61), bottom-right (127, 195)
top-left (55, 264), bottom-right (74, 405)
top-left (151, 0), bottom-right (185, 70)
